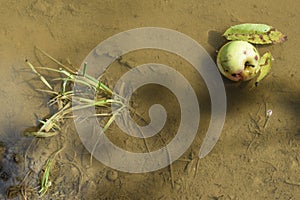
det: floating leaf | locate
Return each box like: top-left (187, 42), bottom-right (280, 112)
top-left (223, 23), bottom-right (287, 44)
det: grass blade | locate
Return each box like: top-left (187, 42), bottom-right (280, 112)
top-left (39, 147), bottom-right (64, 197)
top-left (26, 60), bottom-right (53, 90)
top-left (36, 47), bottom-right (77, 74)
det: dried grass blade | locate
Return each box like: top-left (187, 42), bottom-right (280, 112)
top-left (36, 89), bottom-right (58, 95)
top-left (24, 131), bottom-right (58, 138)
top-left (36, 47), bottom-right (77, 74)
top-left (38, 102), bottom-right (72, 133)
top-left (26, 60), bottom-right (53, 90)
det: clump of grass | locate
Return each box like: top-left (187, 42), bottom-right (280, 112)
top-left (24, 49), bottom-right (125, 138)
top-left (24, 49), bottom-right (131, 197)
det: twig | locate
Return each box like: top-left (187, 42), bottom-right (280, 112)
top-left (157, 133), bottom-right (175, 188)
top-left (284, 179), bottom-right (300, 187)
top-left (247, 133), bottom-right (258, 151)
top-left (263, 109), bottom-right (273, 129)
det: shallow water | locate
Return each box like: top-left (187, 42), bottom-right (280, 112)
top-left (0, 0), bottom-right (299, 199)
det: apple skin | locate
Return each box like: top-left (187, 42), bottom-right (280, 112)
top-left (217, 41), bottom-right (261, 81)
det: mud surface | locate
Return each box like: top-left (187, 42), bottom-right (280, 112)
top-left (0, 0), bottom-right (299, 199)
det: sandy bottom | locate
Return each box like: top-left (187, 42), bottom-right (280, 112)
top-left (0, 0), bottom-right (299, 199)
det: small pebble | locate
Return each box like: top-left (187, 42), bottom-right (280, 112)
top-left (266, 109), bottom-right (273, 117)
top-left (106, 170), bottom-right (118, 181)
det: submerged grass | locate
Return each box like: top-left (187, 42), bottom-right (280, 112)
top-left (25, 49), bottom-right (125, 138)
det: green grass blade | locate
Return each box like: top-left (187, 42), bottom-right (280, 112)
top-left (39, 147), bottom-right (64, 197)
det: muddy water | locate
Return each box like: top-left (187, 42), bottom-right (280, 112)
top-left (0, 0), bottom-right (299, 199)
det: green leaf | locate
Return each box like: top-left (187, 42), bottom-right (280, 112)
top-left (223, 23), bottom-right (287, 44)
